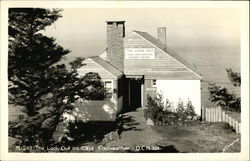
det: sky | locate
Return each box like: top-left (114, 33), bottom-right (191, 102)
top-left (43, 8), bottom-right (241, 60)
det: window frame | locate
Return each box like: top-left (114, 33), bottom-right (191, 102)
top-left (152, 79), bottom-right (157, 87)
top-left (104, 79), bottom-right (113, 99)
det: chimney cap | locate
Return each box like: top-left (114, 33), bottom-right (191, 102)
top-left (106, 21), bottom-right (125, 24)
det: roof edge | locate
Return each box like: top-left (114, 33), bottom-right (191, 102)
top-left (130, 31), bottom-right (202, 79)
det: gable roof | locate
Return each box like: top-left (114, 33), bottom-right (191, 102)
top-left (132, 31), bottom-right (202, 78)
top-left (89, 56), bottom-right (123, 78)
top-left (99, 50), bottom-right (107, 61)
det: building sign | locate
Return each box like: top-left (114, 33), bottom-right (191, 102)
top-left (125, 48), bottom-right (155, 59)
top-left (126, 75), bottom-right (143, 79)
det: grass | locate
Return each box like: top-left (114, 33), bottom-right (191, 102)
top-left (95, 109), bottom-right (241, 153)
top-left (8, 106), bottom-right (241, 153)
top-left (152, 121), bottom-right (240, 153)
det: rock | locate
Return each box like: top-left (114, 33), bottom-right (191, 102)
top-left (146, 119), bottom-right (154, 126)
top-left (187, 116), bottom-right (192, 120)
top-left (192, 116), bottom-right (200, 121)
top-left (9, 136), bottom-right (21, 147)
top-left (41, 116), bottom-right (57, 129)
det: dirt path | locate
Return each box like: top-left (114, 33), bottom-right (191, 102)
top-left (105, 108), bottom-right (161, 150)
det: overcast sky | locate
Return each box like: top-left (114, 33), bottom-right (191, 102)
top-left (43, 8), bottom-right (240, 59)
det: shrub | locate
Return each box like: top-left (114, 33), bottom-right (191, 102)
top-left (175, 99), bottom-right (186, 121)
top-left (185, 99), bottom-right (196, 119)
top-left (144, 94), bottom-right (170, 125)
top-left (144, 94), bottom-right (198, 126)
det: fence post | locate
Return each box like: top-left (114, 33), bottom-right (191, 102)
top-left (213, 108), bottom-right (216, 122)
top-left (209, 108), bottom-right (212, 122)
top-left (202, 106), bottom-right (205, 121)
top-left (215, 107), bottom-right (218, 122)
top-left (218, 106), bottom-right (222, 122)
top-left (217, 106), bottom-right (221, 122)
top-left (211, 108), bottom-right (213, 122)
top-left (231, 118), bottom-right (235, 128)
top-left (222, 111), bottom-right (225, 122)
top-left (235, 121), bottom-right (239, 133)
top-left (214, 108), bottom-right (217, 122)
top-left (214, 108), bottom-right (216, 122)
top-left (207, 108), bottom-right (210, 122)
top-left (228, 117), bottom-right (232, 126)
top-left (205, 107), bottom-right (207, 121)
top-left (209, 107), bottom-right (213, 122)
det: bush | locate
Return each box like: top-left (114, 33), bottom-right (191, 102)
top-left (144, 94), bottom-right (197, 126)
top-left (144, 94), bottom-right (171, 125)
top-left (185, 99), bottom-right (196, 119)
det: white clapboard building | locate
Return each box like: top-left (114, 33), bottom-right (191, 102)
top-left (77, 21), bottom-right (202, 121)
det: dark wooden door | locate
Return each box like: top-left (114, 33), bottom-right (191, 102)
top-left (130, 79), bottom-right (141, 110)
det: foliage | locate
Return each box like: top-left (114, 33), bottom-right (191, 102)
top-left (184, 99), bottom-right (196, 119)
top-left (208, 68), bottom-right (241, 112)
top-left (57, 107), bottom-right (119, 146)
top-left (226, 68), bottom-right (241, 87)
top-left (144, 94), bottom-right (169, 125)
top-left (164, 98), bottom-right (173, 112)
top-left (69, 57), bottom-right (85, 71)
top-left (175, 99), bottom-right (187, 121)
top-left (8, 8), bottom-right (104, 149)
top-left (144, 94), bottom-right (198, 126)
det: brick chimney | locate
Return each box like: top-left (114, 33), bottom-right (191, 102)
top-left (157, 27), bottom-right (166, 51)
top-left (106, 21), bottom-right (125, 71)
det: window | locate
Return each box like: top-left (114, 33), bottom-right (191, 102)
top-left (152, 79), bottom-right (157, 87)
top-left (104, 81), bottom-right (113, 99)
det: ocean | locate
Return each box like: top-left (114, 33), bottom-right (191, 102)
top-left (172, 46), bottom-right (241, 108)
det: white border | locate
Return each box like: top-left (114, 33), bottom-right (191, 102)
top-left (0, 1), bottom-right (249, 161)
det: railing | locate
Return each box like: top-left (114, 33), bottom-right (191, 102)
top-left (201, 106), bottom-right (241, 133)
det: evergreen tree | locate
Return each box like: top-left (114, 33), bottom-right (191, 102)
top-left (208, 68), bottom-right (241, 112)
top-left (8, 8), bottom-right (104, 149)
top-left (226, 68), bottom-right (241, 87)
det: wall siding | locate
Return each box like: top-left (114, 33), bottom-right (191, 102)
top-left (77, 59), bottom-right (122, 120)
top-left (77, 59), bottom-right (115, 79)
top-left (123, 32), bottom-right (200, 80)
top-left (156, 80), bottom-right (201, 115)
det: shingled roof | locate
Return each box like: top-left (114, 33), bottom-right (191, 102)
top-left (90, 56), bottom-right (123, 78)
top-left (133, 30), bottom-right (202, 78)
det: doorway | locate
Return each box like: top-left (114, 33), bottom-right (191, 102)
top-left (129, 78), bottom-right (142, 110)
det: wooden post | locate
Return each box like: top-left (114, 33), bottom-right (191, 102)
top-left (225, 114), bottom-right (228, 123)
top-left (209, 108), bottom-right (211, 122)
top-left (228, 116), bottom-right (231, 126)
top-left (207, 108), bottom-right (210, 122)
top-left (222, 111), bottom-right (225, 122)
top-left (218, 106), bottom-right (222, 122)
top-left (234, 120), bottom-right (237, 131)
top-left (213, 108), bottom-right (216, 122)
top-left (205, 107), bottom-right (207, 121)
top-left (210, 108), bottom-right (213, 122)
top-left (202, 106), bottom-right (205, 121)
top-left (210, 108), bottom-right (212, 122)
top-left (235, 121), bottom-right (239, 133)
top-left (214, 108), bottom-right (217, 122)
top-left (231, 119), bottom-right (235, 129)
top-left (215, 107), bottom-right (218, 122)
